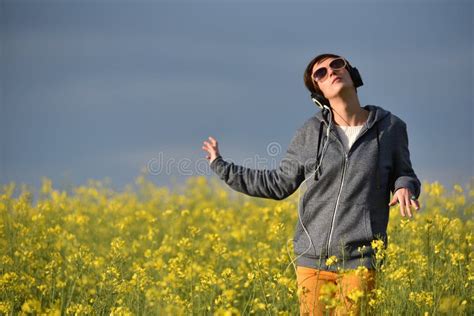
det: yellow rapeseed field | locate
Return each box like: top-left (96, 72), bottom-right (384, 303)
top-left (0, 173), bottom-right (472, 315)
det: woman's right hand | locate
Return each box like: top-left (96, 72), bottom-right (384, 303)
top-left (202, 136), bottom-right (221, 164)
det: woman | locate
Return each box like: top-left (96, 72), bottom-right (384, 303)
top-left (202, 53), bottom-right (421, 315)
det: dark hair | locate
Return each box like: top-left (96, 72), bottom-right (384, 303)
top-left (303, 53), bottom-right (358, 96)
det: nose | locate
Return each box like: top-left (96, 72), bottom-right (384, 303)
top-left (329, 68), bottom-right (345, 83)
top-left (328, 67), bottom-right (340, 77)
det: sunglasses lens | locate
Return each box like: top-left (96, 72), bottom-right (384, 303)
top-left (330, 58), bottom-right (345, 70)
top-left (313, 68), bottom-right (327, 82)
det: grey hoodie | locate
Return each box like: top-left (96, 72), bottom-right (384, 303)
top-left (209, 104), bottom-right (421, 272)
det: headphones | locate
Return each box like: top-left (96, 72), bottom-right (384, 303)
top-left (346, 62), bottom-right (364, 89)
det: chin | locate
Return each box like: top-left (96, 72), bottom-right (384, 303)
top-left (335, 83), bottom-right (353, 94)
top-left (328, 86), bottom-right (345, 98)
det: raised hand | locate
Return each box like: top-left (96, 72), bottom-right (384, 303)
top-left (202, 136), bottom-right (221, 164)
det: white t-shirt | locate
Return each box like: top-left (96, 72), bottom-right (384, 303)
top-left (334, 125), bottom-right (365, 152)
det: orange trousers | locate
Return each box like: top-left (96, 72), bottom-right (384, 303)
top-left (296, 266), bottom-right (376, 316)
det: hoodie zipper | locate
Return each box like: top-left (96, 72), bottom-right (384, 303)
top-left (321, 119), bottom-right (373, 258)
top-left (326, 152), bottom-right (347, 257)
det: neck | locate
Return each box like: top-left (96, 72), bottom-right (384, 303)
top-left (327, 88), bottom-right (367, 126)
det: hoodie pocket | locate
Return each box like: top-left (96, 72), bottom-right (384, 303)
top-left (328, 202), bottom-right (374, 259)
top-left (293, 198), bottom-right (333, 259)
top-left (365, 207), bottom-right (374, 241)
top-left (293, 176), bottom-right (314, 238)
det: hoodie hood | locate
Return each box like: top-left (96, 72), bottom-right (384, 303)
top-left (314, 104), bottom-right (391, 129)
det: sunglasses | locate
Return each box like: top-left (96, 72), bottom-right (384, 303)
top-left (312, 57), bottom-right (348, 83)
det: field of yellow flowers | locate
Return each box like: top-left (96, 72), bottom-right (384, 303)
top-left (1, 173), bottom-right (472, 315)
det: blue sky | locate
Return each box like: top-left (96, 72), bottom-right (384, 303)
top-left (1, 0), bottom-right (472, 194)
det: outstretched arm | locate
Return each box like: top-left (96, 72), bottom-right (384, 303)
top-left (202, 129), bottom-right (306, 200)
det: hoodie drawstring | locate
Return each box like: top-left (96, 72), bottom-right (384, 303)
top-left (315, 121), bottom-right (324, 181)
top-left (375, 122), bottom-right (381, 190)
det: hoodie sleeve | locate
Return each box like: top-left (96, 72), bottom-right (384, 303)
top-left (209, 126), bottom-right (307, 200)
top-left (391, 120), bottom-right (422, 199)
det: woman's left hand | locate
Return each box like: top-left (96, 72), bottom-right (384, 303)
top-left (388, 187), bottom-right (421, 218)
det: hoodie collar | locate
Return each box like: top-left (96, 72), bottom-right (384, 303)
top-left (315, 104), bottom-right (391, 129)
top-left (313, 105), bottom-right (391, 190)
